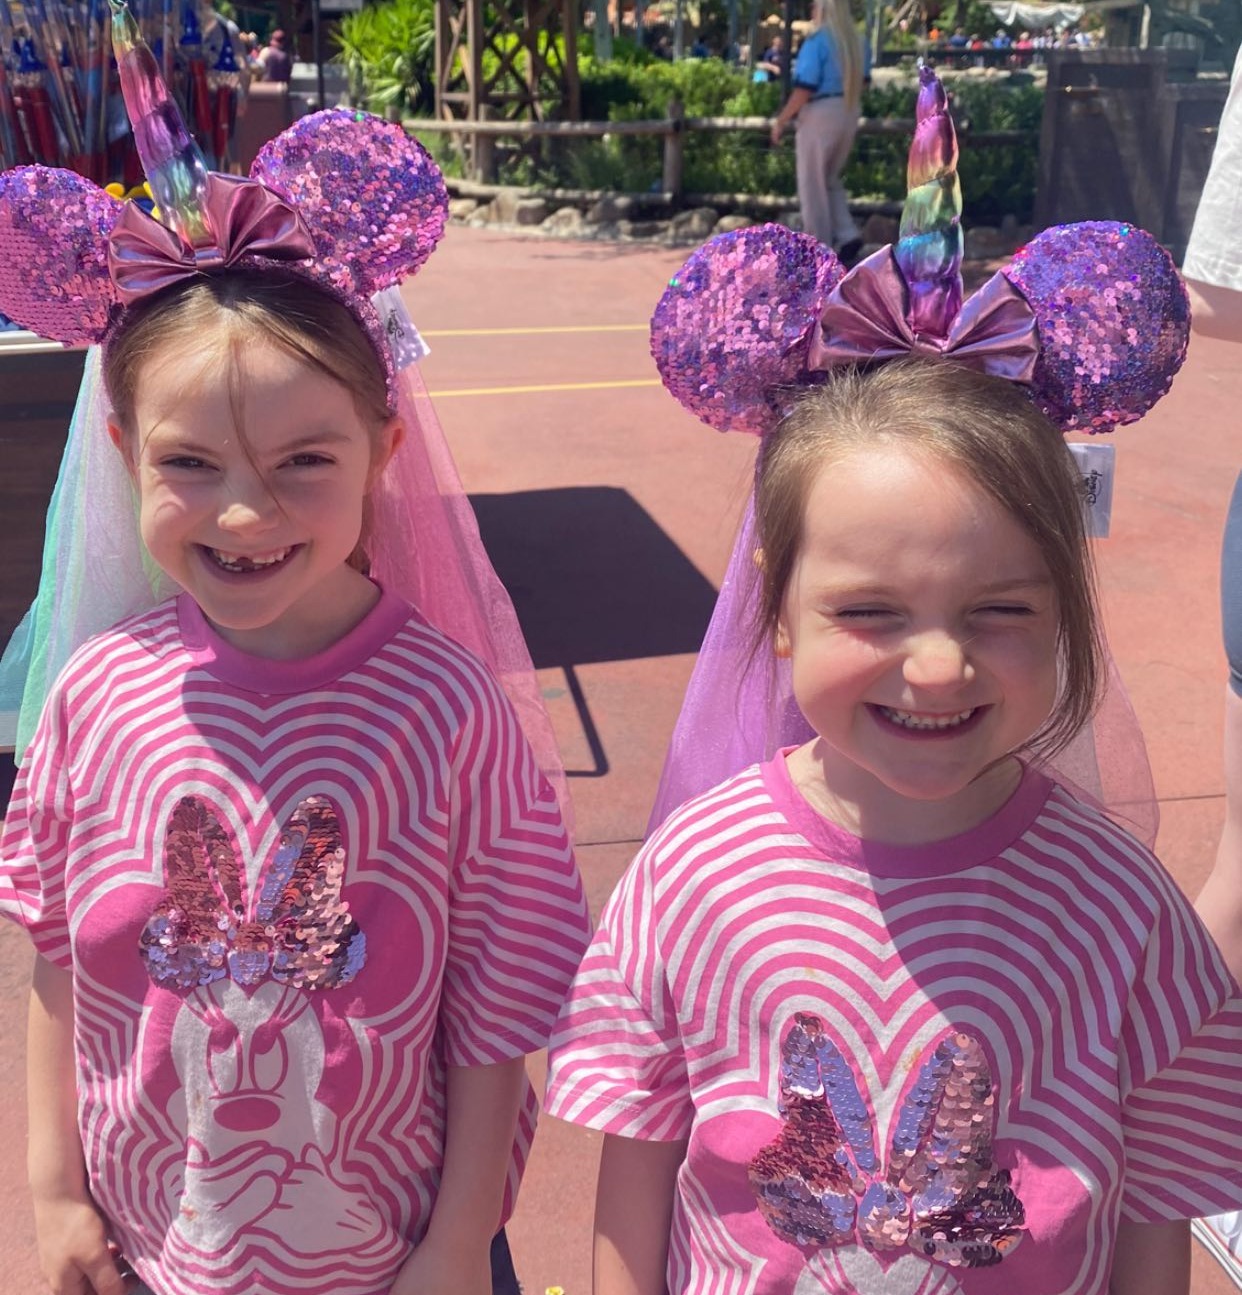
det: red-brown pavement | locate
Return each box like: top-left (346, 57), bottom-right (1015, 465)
top-left (0, 227), bottom-right (1239, 1294)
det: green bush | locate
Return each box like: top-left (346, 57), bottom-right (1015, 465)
top-left (333, 0), bottom-right (436, 115)
top-left (576, 58), bottom-right (1038, 220)
top-left (344, 5), bottom-right (1041, 222)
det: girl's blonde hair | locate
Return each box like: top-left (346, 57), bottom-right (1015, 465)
top-left (814, 0), bottom-right (863, 112)
top-left (753, 359), bottom-right (1103, 762)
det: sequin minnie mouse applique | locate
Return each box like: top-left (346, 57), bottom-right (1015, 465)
top-left (139, 793), bottom-right (366, 991)
top-left (749, 1014), bottom-right (1024, 1289)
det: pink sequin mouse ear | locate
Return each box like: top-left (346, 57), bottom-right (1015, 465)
top-left (649, 224), bottom-right (846, 437)
top-left (252, 108), bottom-right (449, 298)
top-left (0, 167), bottom-right (124, 343)
top-left (1004, 221), bottom-right (1190, 433)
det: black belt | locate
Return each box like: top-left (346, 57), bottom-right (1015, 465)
top-left (812, 92), bottom-right (844, 99)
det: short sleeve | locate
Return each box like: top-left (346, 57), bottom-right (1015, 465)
top-left (0, 687), bottom-right (75, 968)
top-left (437, 662), bottom-right (590, 1066)
top-left (793, 33), bottom-right (826, 92)
top-left (1118, 881), bottom-right (1242, 1220)
top-left (545, 845), bottom-right (693, 1141)
top-left (1184, 44), bottom-right (1242, 290)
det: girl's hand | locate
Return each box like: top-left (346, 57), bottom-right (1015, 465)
top-left (389, 1235), bottom-right (491, 1295)
top-left (770, 120), bottom-right (785, 146)
top-left (31, 1192), bottom-right (129, 1295)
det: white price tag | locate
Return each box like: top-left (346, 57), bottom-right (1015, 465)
top-left (1068, 441), bottom-right (1115, 539)
top-left (372, 286), bottom-right (430, 369)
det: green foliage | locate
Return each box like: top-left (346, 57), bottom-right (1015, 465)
top-left (334, 0), bottom-right (1041, 222)
top-left (480, 31), bottom-right (581, 114)
top-left (332, 0), bottom-right (435, 116)
top-left (848, 77), bottom-right (1041, 220)
top-left (559, 59), bottom-right (1039, 221)
top-left (936, 0), bottom-right (1007, 40)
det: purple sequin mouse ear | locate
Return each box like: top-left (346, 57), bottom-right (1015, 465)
top-left (1004, 221), bottom-right (1189, 433)
top-left (251, 108), bottom-right (449, 299)
top-left (650, 224), bottom-right (846, 437)
top-left (0, 167), bottom-right (124, 343)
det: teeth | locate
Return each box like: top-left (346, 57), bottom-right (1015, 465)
top-left (878, 706), bottom-right (977, 731)
top-left (210, 547), bottom-right (291, 572)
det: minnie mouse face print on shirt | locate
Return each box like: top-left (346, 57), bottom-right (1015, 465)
top-left (130, 794), bottom-right (400, 1275)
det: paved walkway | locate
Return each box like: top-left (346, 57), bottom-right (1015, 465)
top-left (0, 226), bottom-right (1239, 1293)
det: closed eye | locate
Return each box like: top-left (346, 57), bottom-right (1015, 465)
top-left (977, 604), bottom-right (1036, 616)
top-left (834, 608), bottom-right (900, 622)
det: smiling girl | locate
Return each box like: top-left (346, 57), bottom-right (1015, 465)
top-left (0, 20), bottom-right (588, 1295)
top-left (545, 68), bottom-right (1242, 1295)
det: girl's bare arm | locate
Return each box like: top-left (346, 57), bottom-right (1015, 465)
top-left (27, 953), bottom-right (126, 1295)
top-left (1196, 686), bottom-right (1242, 981)
top-left (1108, 1218), bottom-right (1190, 1295)
top-left (1186, 277), bottom-right (1242, 343)
top-left (390, 1055), bottom-right (526, 1295)
top-left (594, 1133), bottom-right (688, 1295)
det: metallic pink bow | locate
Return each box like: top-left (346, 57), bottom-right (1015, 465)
top-left (107, 172), bottom-right (316, 304)
top-left (807, 246), bottom-right (1039, 383)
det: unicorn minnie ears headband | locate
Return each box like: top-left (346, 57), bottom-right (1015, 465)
top-left (652, 65), bottom-right (1190, 436)
top-left (0, 1), bottom-right (447, 410)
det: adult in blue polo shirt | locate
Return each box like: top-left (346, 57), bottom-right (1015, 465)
top-left (769, 0), bottom-right (869, 262)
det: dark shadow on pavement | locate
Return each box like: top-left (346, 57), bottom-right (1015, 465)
top-left (471, 486), bottom-right (721, 781)
top-left (470, 486), bottom-right (719, 669)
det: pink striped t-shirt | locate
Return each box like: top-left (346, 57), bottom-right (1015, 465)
top-left (1, 588), bottom-right (591, 1295)
top-left (546, 753), bottom-right (1242, 1295)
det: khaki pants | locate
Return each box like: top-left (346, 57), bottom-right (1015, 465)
top-left (794, 96), bottom-right (860, 250)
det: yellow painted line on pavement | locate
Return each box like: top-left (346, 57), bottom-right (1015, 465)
top-left (422, 324), bottom-right (648, 337)
top-left (432, 378), bottom-right (661, 398)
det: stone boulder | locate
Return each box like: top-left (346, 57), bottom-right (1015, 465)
top-left (485, 189), bottom-right (524, 225)
top-left (861, 212), bottom-right (899, 246)
top-left (514, 197), bottom-right (550, 226)
top-left (543, 206), bottom-right (588, 237)
top-left (588, 194), bottom-right (640, 223)
top-left (668, 207), bottom-right (720, 243)
top-left (618, 218), bottom-right (667, 240)
top-left (448, 197), bottom-right (480, 221)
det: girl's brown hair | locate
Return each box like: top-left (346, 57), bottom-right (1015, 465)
top-left (753, 359), bottom-right (1103, 761)
top-left (102, 272), bottom-right (390, 435)
top-left (102, 272), bottom-right (393, 570)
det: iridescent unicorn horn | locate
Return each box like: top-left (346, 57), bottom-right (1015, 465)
top-left (108, 0), bottom-right (212, 248)
top-left (894, 62), bottom-right (963, 341)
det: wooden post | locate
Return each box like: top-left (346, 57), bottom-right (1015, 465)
top-left (663, 99), bottom-right (684, 202)
top-left (474, 103), bottom-right (497, 183)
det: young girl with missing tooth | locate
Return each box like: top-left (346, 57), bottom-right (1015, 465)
top-left (0, 15), bottom-right (589, 1295)
top-left (546, 69), bottom-right (1242, 1295)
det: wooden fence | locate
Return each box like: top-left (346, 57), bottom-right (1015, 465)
top-left (406, 108), bottom-right (1032, 207)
